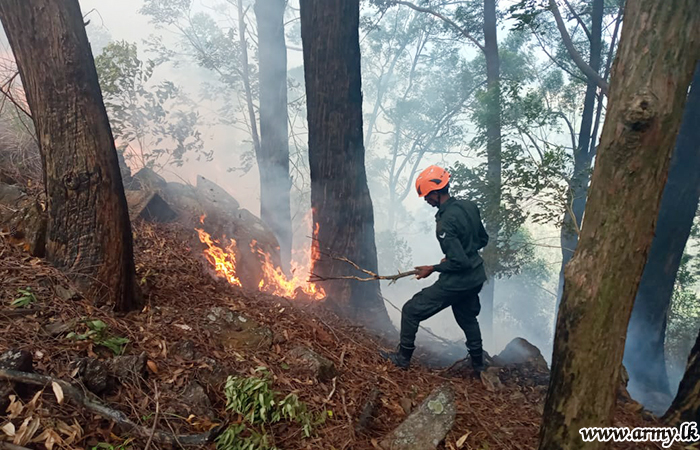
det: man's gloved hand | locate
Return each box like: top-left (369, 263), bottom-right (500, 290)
top-left (414, 265), bottom-right (435, 279)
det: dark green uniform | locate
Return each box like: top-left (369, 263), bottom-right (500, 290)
top-left (400, 197), bottom-right (488, 357)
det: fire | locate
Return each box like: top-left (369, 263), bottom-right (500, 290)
top-left (195, 227), bottom-right (242, 287)
top-left (195, 212), bottom-right (325, 300)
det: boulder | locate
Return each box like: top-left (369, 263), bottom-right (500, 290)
top-left (480, 367), bottom-right (504, 392)
top-left (495, 338), bottom-right (549, 372)
top-left (125, 190), bottom-right (177, 223)
top-left (131, 167), bottom-right (167, 191)
top-left (172, 339), bottom-right (196, 361)
top-left (288, 346), bottom-right (337, 382)
top-left (73, 358), bottom-right (111, 394)
top-left (381, 384), bottom-right (457, 450)
top-left (0, 182), bottom-right (46, 256)
top-left (108, 352), bottom-right (148, 383)
top-left (181, 381), bottom-right (215, 419)
top-left (159, 179), bottom-right (281, 290)
top-left (0, 349), bottom-right (33, 411)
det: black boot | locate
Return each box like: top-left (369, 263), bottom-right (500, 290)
top-left (380, 344), bottom-right (415, 370)
top-left (469, 349), bottom-right (485, 375)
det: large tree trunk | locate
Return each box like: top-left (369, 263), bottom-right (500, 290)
top-left (479, 0), bottom-right (501, 341)
top-left (664, 327), bottom-right (700, 425)
top-left (300, 0), bottom-right (392, 330)
top-left (556, 0), bottom-right (604, 301)
top-left (0, 0), bottom-right (139, 311)
top-left (538, 2), bottom-right (700, 449)
top-left (254, 0), bottom-right (293, 272)
top-left (625, 63), bottom-right (700, 397)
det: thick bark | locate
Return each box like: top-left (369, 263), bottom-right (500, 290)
top-left (300, 0), bottom-right (391, 330)
top-left (0, 0), bottom-right (139, 311)
top-left (480, 0), bottom-right (501, 340)
top-left (254, 0), bottom-right (293, 271)
top-left (556, 0), bottom-right (604, 301)
top-left (538, 2), bottom-right (700, 449)
top-left (664, 327), bottom-right (700, 425)
top-left (626, 63), bottom-right (700, 396)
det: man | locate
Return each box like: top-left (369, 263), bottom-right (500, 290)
top-left (381, 165), bottom-right (489, 373)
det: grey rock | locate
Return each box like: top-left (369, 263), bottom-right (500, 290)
top-left (495, 338), bottom-right (549, 372)
top-left (132, 167), bottom-right (167, 190)
top-left (181, 381), bottom-right (215, 418)
top-left (480, 367), bottom-right (504, 392)
top-left (54, 285), bottom-right (80, 301)
top-left (109, 352), bottom-right (147, 382)
top-left (0, 349), bottom-right (33, 411)
top-left (45, 318), bottom-right (77, 336)
top-left (172, 340), bottom-right (196, 360)
top-left (195, 175), bottom-right (240, 211)
top-left (73, 358), bottom-right (111, 394)
top-left (380, 384), bottom-right (457, 450)
top-left (125, 190), bottom-right (177, 223)
top-left (288, 346), bottom-right (337, 382)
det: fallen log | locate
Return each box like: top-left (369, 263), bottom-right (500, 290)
top-left (0, 369), bottom-right (220, 446)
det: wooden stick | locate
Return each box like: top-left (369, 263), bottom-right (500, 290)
top-left (0, 369), bottom-right (219, 446)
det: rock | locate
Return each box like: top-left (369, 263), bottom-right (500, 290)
top-left (380, 384), bottom-right (457, 450)
top-left (196, 357), bottom-right (228, 388)
top-left (73, 358), bottom-right (111, 394)
top-left (54, 285), bottom-right (80, 301)
top-left (108, 353), bottom-right (147, 382)
top-left (356, 388), bottom-right (381, 433)
top-left (399, 397), bottom-right (413, 415)
top-left (288, 346), bottom-right (337, 382)
top-left (0, 349), bottom-right (33, 411)
top-left (125, 190), bottom-right (177, 223)
top-left (172, 340), bottom-right (196, 360)
top-left (208, 307), bottom-right (273, 351)
top-left (0, 182), bottom-right (47, 256)
top-left (196, 175), bottom-right (240, 211)
top-left (496, 338), bottom-right (548, 371)
top-left (181, 382), bottom-right (215, 419)
top-left (45, 318), bottom-right (77, 336)
top-left (480, 367), bottom-right (504, 392)
top-left (131, 167), bottom-right (167, 190)
top-left (159, 178), bottom-right (281, 290)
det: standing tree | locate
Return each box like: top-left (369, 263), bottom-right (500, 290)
top-left (255, 0), bottom-right (293, 271)
top-left (0, 0), bottom-right (139, 311)
top-left (665, 325), bottom-right (700, 425)
top-left (625, 63), bottom-right (700, 396)
top-left (300, 0), bottom-right (392, 329)
top-left (539, 2), bottom-right (700, 449)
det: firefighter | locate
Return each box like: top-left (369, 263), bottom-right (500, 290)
top-left (381, 165), bottom-right (489, 373)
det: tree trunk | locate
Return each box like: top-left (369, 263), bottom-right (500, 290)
top-left (538, 2), bottom-right (700, 449)
top-left (625, 63), bottom-right (700, 397)
top-left (254, 0), bottom-right (293, 272)
top-left (0, 0), bottom-right (139, 311)
top-left (664, 327), bottom-right (700, 426)
top-left (300, 0), bottom-right (392, 330)
top-left (480, 0), bottom-right (501, 341)
top-left (556, 0), bottom-right (604, 302)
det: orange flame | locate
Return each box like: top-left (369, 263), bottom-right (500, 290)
top-left (195, 227), bottom-right (242, 287)
top-left (195, 212), bottom-right (325, 300)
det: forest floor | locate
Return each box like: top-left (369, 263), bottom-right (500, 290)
top-left (0, 220), bottom-right (682, 450)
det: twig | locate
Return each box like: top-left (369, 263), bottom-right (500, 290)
top-left (325, 377), bottom-right (337, 403)
top-left (309, 252), bottom-right (418, 285)
top-left (0, 369), bottom-right (220, 446)
top-left (143, 382), bottom-right (161, 450)
top-left (341, 389), bottom-right (355, 440)
top-left (464, 387), bottom-right (512, 450)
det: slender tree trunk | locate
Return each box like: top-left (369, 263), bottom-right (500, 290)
top-left (255, 0), bottom-right (293, 271)
top-left (556, 0), bottom-right (604, 302)
top-left (480, 0), bottom-right (501, 341)
top-left (664, 327), bottom-right (700, 426)
top-left (0, 0), bottom-right (139, 311)
top-left (625, 63), bottom-right (700, 397)
top-left (538, 2), bottom-right (700, 449)
top-left (300, 0), bottom-right (392, 330)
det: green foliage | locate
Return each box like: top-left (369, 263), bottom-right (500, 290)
top-left (66, 319), bottom-right (130, 356)
top-left (91, 440), bottom-right (133, 450)
top-left (11, 287), bottom-right (36, 308)
top-left (94, 40), bottom-right (209, 171)
top-left (216, 368), bottom-right (323, 450)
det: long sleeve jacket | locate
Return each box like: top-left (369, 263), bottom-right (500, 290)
top-left (431, 197), bottom-right (489, 291)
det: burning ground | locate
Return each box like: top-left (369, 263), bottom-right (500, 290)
top-left (0, 220), bottom-right (675, 449)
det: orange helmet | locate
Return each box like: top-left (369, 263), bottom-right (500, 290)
top-left (415, 165), bottom-right (450, 197)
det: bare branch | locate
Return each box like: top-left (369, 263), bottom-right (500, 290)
top-left (310, 253), bottom-right (418, 285)
top-left (549, 0), bottom-right (609, 95)
top-left (0, 369), bottom-right (219, 446)
top-left (385, 0), bottom-right (485, 53)
top-left (561, 0), bottom-right (591, 41)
